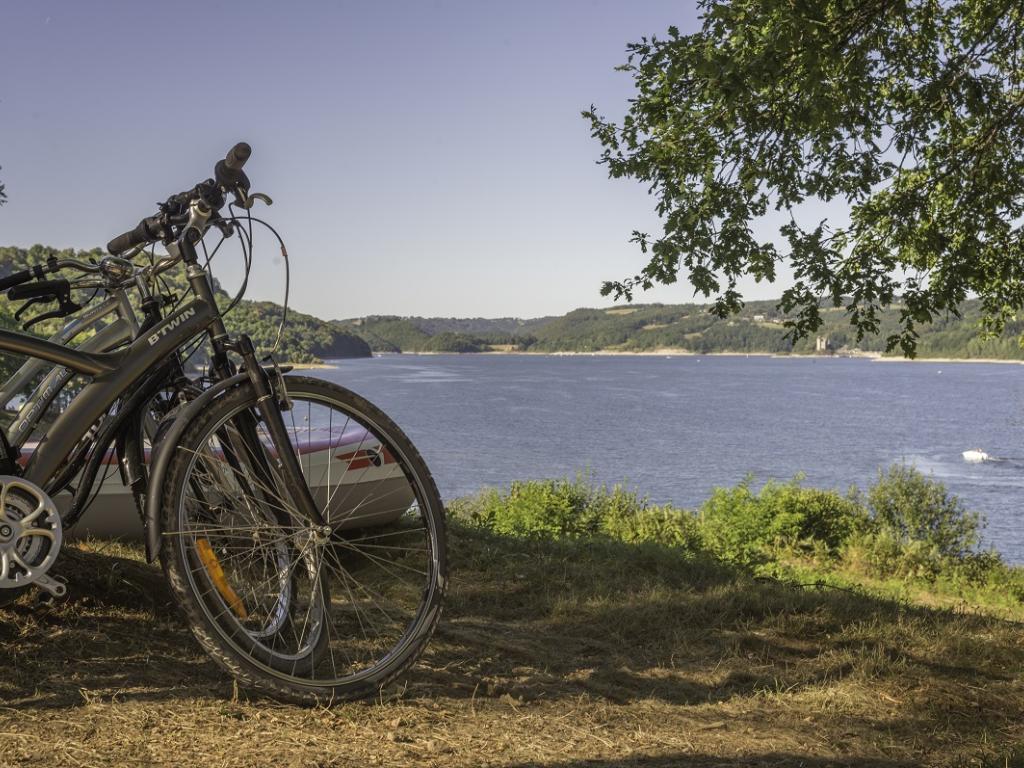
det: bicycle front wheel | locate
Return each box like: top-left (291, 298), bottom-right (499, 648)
top-left (159, 376), bottom-right (447, 704)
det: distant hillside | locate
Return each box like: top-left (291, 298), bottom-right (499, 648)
top-left (337, 300), bottom-right (1024, 360)
top-left (222, 301), bottom-right (371, 361)
top-left (7, 243), bottom-right (1022, 363)
top-left (392, 316), bottom-right (554, 337)
top-left (334, 315), bottom-right (553, 353)
top-left (0, 245), bottom-right (371, 365)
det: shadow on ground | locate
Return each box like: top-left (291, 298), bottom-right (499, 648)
top-left (410, 523), bottom-right (1024, 745)
top-left (501, 755), bottom-right (920, 768)
top-left (0, 545), bottom-right (228, 707)
top-left (1, 521), bottom-right (1023, 758)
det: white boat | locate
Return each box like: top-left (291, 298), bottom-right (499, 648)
top-left (962, 449), bottom-right (991, 463)
top-left (26, 426), bottom-right (411, 540)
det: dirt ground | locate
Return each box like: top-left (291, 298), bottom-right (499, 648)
top-left (1, 525), bottom-right (1022, 767)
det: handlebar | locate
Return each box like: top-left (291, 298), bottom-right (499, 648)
top-left (107, 142), bottom-right (252, 256)
top-left (0, 256), bottom-right (119, 297)
top-left (1, 250), bottom-right (180, 333)
top-left (0, 257), bottom-right (59, 292)
top-left (226, 142), bottom-right (251, 171)
top-left (214, 141), bottom-right (252, 202)
top-left (8, 279), bottom-right (72, 302)
top-left (106, 215), bottom-right (164, 258)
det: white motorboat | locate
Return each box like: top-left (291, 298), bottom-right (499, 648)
top-left (24, 425), bottom-right (411, 540)
top-left (962, 449), bottom-right (991, 463)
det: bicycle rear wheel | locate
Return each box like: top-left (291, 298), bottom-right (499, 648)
top-left (159, 376), bottom-right (446, 703)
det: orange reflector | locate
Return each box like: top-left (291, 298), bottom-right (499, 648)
top-left (196, 538), bottom-right (249, 620)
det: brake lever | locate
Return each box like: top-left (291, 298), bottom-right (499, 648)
top-left (23, 307), bottom-right (80, 331)
top-left (17, 294), bottom-right (82, 331)
top-left (233, 189), bottom-right (273, 210)
top-left (14, 296), bottom-right (49, 323)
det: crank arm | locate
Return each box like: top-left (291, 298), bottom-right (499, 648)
top-left (34, 574), bottom-right (67, 599)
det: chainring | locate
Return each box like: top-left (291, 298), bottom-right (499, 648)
top-left (0, 476), bottom-right (62, 590)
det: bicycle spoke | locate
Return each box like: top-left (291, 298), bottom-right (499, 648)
top-left (170, 383), bottom-right (444, 695)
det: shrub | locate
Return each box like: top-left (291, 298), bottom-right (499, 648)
top-left (867, 464), bottom-right (981, 558)
top-left (844, 528), bottom-right (948, 580)
top-left (458, 477), bottom-right (702, 550)
top-left (601, 496), bottom-right (703, 549)
top-left (699, 478), bottom-right (867, 566)
top-left (452, 469), bottom-right (1020, 606)
top-left (841, 465), bottom-right (1005, 584)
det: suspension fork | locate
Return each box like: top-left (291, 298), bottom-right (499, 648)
top-left (233, 335), bottom-right (327, 529)
top-left (178, 235), bottom-right (325, 530)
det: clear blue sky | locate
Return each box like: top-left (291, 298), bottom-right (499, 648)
top-left (2, 0), bottom-right (794, 320)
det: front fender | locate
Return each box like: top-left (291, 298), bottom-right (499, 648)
top-left (144, 372), bottom-right (251, 561)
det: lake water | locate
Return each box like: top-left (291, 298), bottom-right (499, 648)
top-left (313, 354), bottom-right (1024, 562)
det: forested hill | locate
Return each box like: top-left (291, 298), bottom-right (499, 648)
top-left (0, 245), bottom-right (370, 363)
top-left (337, 301), bottom-right (1024, 359)
top-left (9, 243), bottom-right (1023, 362)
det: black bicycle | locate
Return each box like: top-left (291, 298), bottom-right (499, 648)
top-left (0, 144), bottom-right (447, 703)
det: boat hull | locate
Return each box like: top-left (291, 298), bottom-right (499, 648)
top-left (60, 432), bottom-right (413, 540)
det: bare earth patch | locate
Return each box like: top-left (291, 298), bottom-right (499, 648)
top-left (1, 527), bottom-right (1022, 767)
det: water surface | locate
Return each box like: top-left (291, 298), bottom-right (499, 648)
top-left (314, 354), bottom-right (1024, 561)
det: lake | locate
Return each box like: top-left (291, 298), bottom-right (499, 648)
top-left (313, 354), bottom-right (1024, 562)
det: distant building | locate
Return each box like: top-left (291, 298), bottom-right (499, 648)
top-left (815, 335), bottom-right (834, 354)
top-left (753, 314), bottom-right (766, 322)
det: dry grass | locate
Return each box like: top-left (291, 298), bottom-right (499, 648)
top-left (2, 524), bottom-right (1023, 767)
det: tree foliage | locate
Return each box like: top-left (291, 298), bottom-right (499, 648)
top-left (586, 0), bottom-right (1024, 356)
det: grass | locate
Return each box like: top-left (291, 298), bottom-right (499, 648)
top-left (3, 471), bottom-right (1024, 766)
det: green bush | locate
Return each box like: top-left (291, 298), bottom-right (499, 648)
top-left (844, 528), bottom-right (949, 580)
top-left (866, 464), bottom-right (981, 558)
top-left (451, 469), bottom-right (1022, 608)
top-left (458, 477), bottom-right (702, 550)
top-left (600, 493), bottom-right (703, 549)
top-left (840, 465), bottom-right (1002, 584)
top-left (470, 478), bottom-right (599, 539)
top-left (699, 478), bottom-right (866, 566)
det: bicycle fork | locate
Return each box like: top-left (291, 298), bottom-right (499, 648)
top-left (234, 335), bottom-right (329, 533)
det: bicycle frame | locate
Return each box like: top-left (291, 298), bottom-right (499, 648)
top-left (1, 291), bottom-right (141, 448)
top-left (0, 228), bottom-right (323, 561)
top-left (0, 299), bottom-right (215, 494)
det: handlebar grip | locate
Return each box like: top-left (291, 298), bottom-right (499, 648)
top-left (215, 142), bottom-right (252, 192)
top-left (225, 142), bottom-right (251, 171)
top-left (0, 257), bottom-right (58, 292)
top-left (107, 215), bottom-right (163, 256)
top-left (8, 278), bottom-right (70, 301)
top-left (0, 269), bottom-right (35, 292)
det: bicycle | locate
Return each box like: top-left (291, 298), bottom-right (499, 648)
top-left (0, 144), bottom-right (448, 703)
top-left (0, 249), bottom-right (203, 608)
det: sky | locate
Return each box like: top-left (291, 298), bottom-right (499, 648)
top-left (1, 0), bottom-right (799, 320)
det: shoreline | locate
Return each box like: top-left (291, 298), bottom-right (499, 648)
top-left (870, 355), bottom-right (1024, 365)
top-left (357, 350), bottom-right (1024, 365)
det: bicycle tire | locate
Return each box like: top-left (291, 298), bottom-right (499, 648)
top-left (158, 376), bottom-right (447, 704)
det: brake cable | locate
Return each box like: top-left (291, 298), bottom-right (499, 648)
top-left (224, 213), bottom-right (291, 356)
